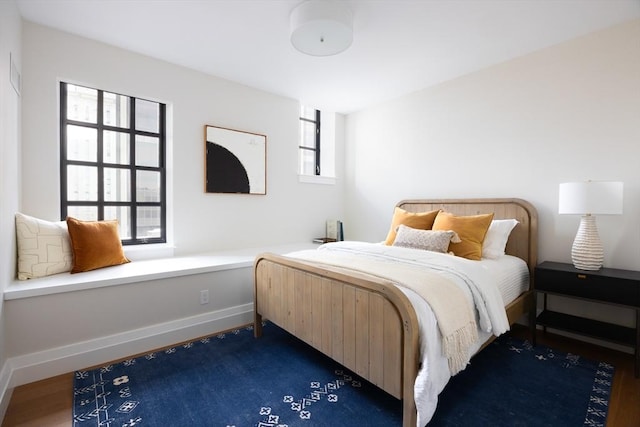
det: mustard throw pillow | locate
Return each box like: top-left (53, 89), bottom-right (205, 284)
top-left (384, 207), bottom-right (440, 245)
top-left (432, 211), bottom-right (494, 260)
top-left (66, 217), bottom-right (130, 273)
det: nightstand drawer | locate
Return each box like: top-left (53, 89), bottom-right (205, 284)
top-left (536, 266), bottom-right (640, 307)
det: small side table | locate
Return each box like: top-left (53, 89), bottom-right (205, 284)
top-left (533, 261), bottom-right (640, 377)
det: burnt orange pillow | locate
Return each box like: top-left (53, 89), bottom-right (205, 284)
top-left (432, 211), bottom-right (494, 260)
top-left (384, 207), bottom-right (440, 245)
top-left (66, 217), bottom-right (130, 273)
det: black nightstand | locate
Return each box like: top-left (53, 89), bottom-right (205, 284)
top-left (533, 261), bottom-right (640, 377)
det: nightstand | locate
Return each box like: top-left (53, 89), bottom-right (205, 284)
top-left (533, 261), bottom-right (640, 377)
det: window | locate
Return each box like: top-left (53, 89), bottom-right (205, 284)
top-left (60, 82), bottom-right (166, 245)
top-left (299, 106), bottom-right (321, 175)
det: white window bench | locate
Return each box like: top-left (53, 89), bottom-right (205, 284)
top-left (2, 242), bottom-right (318, 392)
top-left (4, 243), bottom-right (316, 301)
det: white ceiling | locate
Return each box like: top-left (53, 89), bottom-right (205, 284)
top-left (16, 0), bottom-right (640, 114)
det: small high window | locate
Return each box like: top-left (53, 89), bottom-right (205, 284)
top-left (298, 106), bottom-right (321, 176)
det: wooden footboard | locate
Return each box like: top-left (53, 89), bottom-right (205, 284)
top-left (254, 253), bottom-right (420, 427)
top-left (254, 198), bottom-right (538, 427)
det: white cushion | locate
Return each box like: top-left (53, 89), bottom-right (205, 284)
top-left (15, 213), bottom-right (73, 280)
top-left (392, 224), bottom-right (460, 253)
top-left (482, 219), bottom-right (519, 259)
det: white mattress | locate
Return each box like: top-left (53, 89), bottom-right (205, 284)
top-left (476, 254), bottom-right (530, 306)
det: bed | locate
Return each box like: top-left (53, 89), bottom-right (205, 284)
top-left (253, 198), bottom-right (538, 427)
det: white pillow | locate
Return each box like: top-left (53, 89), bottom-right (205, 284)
top-left (392, 224), bottom-right (461, 253)
top-left (482, 219), bottom-right (519, 259)
top-left (15, 212), bottom-right (73, 280)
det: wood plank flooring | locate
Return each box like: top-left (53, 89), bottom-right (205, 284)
top-left (2, 325), bottom-right (639, 426)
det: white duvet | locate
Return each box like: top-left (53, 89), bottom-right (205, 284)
top-left (287, 241), bottom-right (520, 426)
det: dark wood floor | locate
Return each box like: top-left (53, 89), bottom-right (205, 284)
top-left (2, 325), bottom-right (639, 426)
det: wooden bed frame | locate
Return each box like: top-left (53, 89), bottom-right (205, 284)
top-left (253, 198), bottom-right (538, 427)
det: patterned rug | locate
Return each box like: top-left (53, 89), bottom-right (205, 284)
top-left (73, 322), bottom-right (613, 426)
top-left (429, 335), bottom-right (614, 426)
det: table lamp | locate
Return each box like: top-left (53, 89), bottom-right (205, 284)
top-left (558, 181), bottom-right (623, 270)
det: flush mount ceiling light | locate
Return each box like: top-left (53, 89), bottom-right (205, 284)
top-left (290, 0), bottom-right (353, 56)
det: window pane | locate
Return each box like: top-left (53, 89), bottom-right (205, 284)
top-left (66, 125), bottom-right (97, 162)
top-left (136, 135), bottom-right (159, 167)
top-left (67, 165), bottom-right (97, 201)
top-left (104, 131), bottom-right (130, 164)
top-left (137, 170), bottom-right (161, 202)
top-left (104, 168), bottom-right (131, 202)
top-left (299, 149), bottom-right (315, 175)
top-left (300, 121), bottom-right (316, 148)
top-left (104, 92), bottom-right (130, 128)
top-left (66, 84), bottom-right (98, 123)
top-left (300, 106), bottom-right (316, 121)
top-left (137, 206), bottom-right (161, 239)
top-left (104, 206), bottom-right (131, 239)
top-left (67, 206), bottom-right (97, 221)
top-left (136, 99), bottom-right (159, 133)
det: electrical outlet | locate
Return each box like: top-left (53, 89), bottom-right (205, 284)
top-left (200, 289), bottom-right (209, 305)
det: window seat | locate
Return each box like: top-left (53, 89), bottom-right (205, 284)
top-left (4, 243), bottom-right (316, 301)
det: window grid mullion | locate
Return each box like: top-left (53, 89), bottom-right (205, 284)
top-left (159, 103), bottom-right (167, 242)
top-left (314, 109), bottom-right (321, 176)
top-left (130, 97), bottom-right (138, 241)
top-left (60, 82), bottom-right (69, 220)
top-left (97, 89), bottom-right (105, 220)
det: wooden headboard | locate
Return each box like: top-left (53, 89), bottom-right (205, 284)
top-left (396, 198), bottom-right (538, 273)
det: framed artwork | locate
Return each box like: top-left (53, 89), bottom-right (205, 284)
top-left (205, 125), bottom-right (267, 195)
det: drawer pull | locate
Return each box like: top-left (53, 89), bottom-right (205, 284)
top-left (577, 274), bottom-right (587, 279)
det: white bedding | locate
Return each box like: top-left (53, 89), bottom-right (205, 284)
top-left (287, 241), bottom-right (529, 427)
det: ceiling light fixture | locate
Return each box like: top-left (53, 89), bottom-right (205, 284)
top-left (290, 0), bottom-right (353, 57)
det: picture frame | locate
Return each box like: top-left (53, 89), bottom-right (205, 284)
top-left (204, 125), bottom-right (267, 195)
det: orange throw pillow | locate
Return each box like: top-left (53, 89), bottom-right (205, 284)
top-left (432, 211), bottom-right (494, 260)
top-left (66, 217), bottom-right (130, 273)
top-left (384, 207), bottom-right (440, 245)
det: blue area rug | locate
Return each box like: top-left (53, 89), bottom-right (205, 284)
top-left (73, 323), bottom-right (613, 427)
top-left (430, 335), bottom-right (614, 427)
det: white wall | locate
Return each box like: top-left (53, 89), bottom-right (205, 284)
top-left (344, 19), bottom-right (640, 338)
top-left (20, 22), bottom-right (345, 255)
top-left (0, 19), bottom-right (346, 406)
top-left (0, 0), bottom-right (22, 417)
top-left (345, 18), bottom-right (640, 270)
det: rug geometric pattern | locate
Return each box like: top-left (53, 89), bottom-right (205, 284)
top-left (73, 322), bottom-right (401, 426)
top-left (429, 335), bottom-right (614, 427)
top-left (73, 322), bottom-right (613, 427)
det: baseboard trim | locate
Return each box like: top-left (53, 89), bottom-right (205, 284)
top-left (5, 303), bottom-right (253, 390)
top-left (0, 359), bottom-right (14, 423)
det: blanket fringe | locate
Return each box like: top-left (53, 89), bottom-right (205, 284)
top-left (443, 321), bottom-right (479, 375)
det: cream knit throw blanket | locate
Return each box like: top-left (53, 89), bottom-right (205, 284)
top-left (290, 251), bottom-right (478, 375)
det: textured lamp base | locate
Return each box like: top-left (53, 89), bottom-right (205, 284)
top-left (571, 215), bottom-right (604, 271)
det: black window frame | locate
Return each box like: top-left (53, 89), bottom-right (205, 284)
top-left (59, 82), bottom-right (167, 245)
top-left (299, 108), bottom-right (321, 175)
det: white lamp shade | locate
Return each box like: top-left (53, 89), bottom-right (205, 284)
top-left (290, 0), bottom-right (353, 56)
top-left (558, 181), bottom-right (623, 215)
